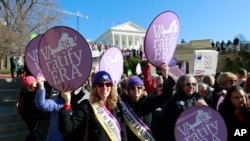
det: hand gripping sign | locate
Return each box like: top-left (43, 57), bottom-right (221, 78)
top-left (98, 47), bottom-right (124, 84)
top-left (144, 11), bottom-right (180, 67)
top-left (174, 106), bottom-right (227, 141)
top-left (25, 34), bottom-right (45, 78)
top-left (38, 26), bottom-right (92, 91)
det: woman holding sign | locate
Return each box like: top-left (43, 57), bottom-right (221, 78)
top-left (162, 74), bottom-right (208, 141)
top-left (119, 63), bottom-right (175, 141)
top-left (219, 86), bottom-right (250, 141)
top-left (59, 71), bottom-right (127, 141)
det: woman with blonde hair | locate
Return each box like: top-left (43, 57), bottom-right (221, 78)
top-left (59, 71), bottom-right (127, 141)
top-left (211, 72), bottom-right (237, 110)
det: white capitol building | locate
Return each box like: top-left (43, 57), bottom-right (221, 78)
top-left (91, 21), bottom-right (217, 74)
top-left (94, 21), bottom-right (146, 51)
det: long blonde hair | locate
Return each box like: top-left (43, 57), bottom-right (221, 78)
top-left (90, 85), bottom-right (118, 109)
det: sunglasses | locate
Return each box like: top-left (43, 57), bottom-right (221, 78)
top-left (97, 82), bottom-right (112, 88)
top-left (130, 86), bottom-right (143, 90)
top-left (230, 80), bottom-right (237, 83)
top-left (185, 82), bottom-right (197, 87)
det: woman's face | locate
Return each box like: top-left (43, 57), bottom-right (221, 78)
top-left (183, 77), bottom-right (197, 96)
top-left (230, 89), bottom-right (246, 109)
top-left (96, 81), bottom-right (112, 100)
top-left (224, 78), bottom-right (237, 89)
top-left (128, 85), bottom-right (143, 102)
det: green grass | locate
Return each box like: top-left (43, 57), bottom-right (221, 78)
top-left (0, 69), bottom-right (10, 74)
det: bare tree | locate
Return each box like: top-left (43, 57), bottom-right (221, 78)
top-left (0, 0), bottom-right (63, 58)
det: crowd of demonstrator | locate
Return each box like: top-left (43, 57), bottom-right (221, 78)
top-left (89, 42), bottom-right (142, 58)
top-left (211, 36), bottom-right (241, 54)
top-left (17, 60), bottom-right (250, 141)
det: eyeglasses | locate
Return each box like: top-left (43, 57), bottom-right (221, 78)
top-left (130, 86), bottom-right (143, 90)
top-left (185, 82), bottom-right (197, 87)
top-left (97, 82), bottom-right (112, 88)
top-left (231, 95), bottom-right (244, 100)
top-left (230, 80), bottom-right (237, 83)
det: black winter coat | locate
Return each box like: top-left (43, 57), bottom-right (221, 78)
top-left (59, 99), bottom-right (127, 141)
top-left (162, 91), bottom-right (203, 141)
top-left (219, 108), bottom-right (250, 141)
top-left (120, 77), bottom-right (174, 141)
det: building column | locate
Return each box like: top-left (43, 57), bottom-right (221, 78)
top-left (133, 35), bottom-right (135, 49)
top-left (126, 35), bottom-right (129, 50)
top-left (119, 34), bottom-right (122, 49)
top-left (112, 34), bottom-right (115, 46)
top-left (140, 36), bottom-right (143, 48)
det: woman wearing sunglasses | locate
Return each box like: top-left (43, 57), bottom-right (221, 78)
top-left (59, 71), bottom-right (127, 141)
top-left (162, 74), bottom-right (208, 141)
top-left (211, 72), bottom-right (237, 110)
top-left (119, 63), bottom-right (175, 141)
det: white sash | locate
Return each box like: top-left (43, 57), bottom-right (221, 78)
top-left (119, 100), bottom-right (156, 141)
top-left (89, 100), bottom-right (121, 141)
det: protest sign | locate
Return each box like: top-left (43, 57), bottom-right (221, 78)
top-left (99, 47), bottom-right (124, 84)
top-left (144, 11), bottom-right (180, 67)
top-left (25, 34), bottom-right (45, 78)
top-left (175, 106), bottom-right (227, 141)
top-left (192, 50), bottom-right (218, 76)
top-left (38, 26), bottom-right (92, 91)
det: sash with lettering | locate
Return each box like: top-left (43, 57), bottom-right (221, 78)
top-left (88, 99), bottom-right (121, 141)
top-left (119, 100), bottom-right (156, 141)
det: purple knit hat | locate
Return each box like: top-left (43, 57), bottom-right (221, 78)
top-left (92, 71), bottom-right (113, 88)
top-left (126, 76), bottom-right (144, 90)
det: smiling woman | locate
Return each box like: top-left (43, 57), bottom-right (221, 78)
top-left (162, 74), bottom-right (207, 141)
top-left (59, 71), bottom-right (128, 141)
top-left (119, 63), bottom-right (175, 141)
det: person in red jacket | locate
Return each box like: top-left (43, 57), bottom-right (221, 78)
top-left (143, 63), bottom-right (157, 95)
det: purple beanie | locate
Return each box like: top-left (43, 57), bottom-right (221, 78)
top-left (92, 71), bottom-right (113, 88)
top-left (126, 76), bottom-right (144, 90)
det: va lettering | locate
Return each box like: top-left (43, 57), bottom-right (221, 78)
top-left (152, 25), bottom-right (177, 48)
top-left (27, 49), bottom-right (40, 69)
top-left (177, 121), bottom-right (218, 138)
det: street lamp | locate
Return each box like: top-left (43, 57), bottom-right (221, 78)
top-left (76, 11), bottom-right (88, 31)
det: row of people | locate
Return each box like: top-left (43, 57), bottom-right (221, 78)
top-left (18, 64), bottom-right (250, 141)
top-left (10, 55), bottom-right (24, 78)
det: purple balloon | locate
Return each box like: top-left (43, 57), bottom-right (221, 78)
top-left (144, 11), bottom-right (180, 67)
top-left (99, 47), bottom-right (124, 84)
top-left (38, 26), bottom-right (92, 91)
top-left (25, 34), bottom-right (45, 78)
top-left (174, 106), bottom-right (227, 141)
